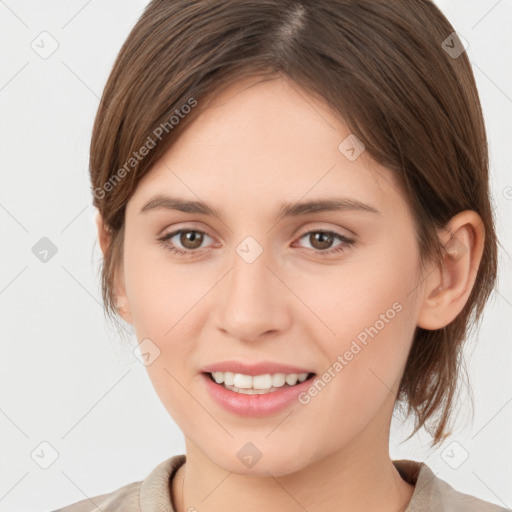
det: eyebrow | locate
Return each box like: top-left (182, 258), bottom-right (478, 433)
top-left (139, 194), bottom-right (381, 220)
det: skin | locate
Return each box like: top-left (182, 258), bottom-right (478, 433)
top-left (96, 74), bottom-right (485, 512)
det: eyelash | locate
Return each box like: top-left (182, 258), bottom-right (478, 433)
top-left (157, 228), bottom-right (356, 257)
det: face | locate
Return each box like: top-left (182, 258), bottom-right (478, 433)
top-left (116, 75), bottom-right (427, 476)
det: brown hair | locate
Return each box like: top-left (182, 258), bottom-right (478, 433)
top-left (90, 0), bottom-right (498, 446)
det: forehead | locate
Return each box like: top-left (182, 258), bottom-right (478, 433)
top-left (129, 76), bottom-right (406, 219)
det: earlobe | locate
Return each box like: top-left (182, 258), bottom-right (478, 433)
top-left (417, 210), bottom-right (485, 330)
top-left (112, 254), bottom-right (133, 326)
top-left (114, 281), bottom-right (133, 325)
top-left (116, 303), bottom-right (133, 324)
top-left (95, 211), bottom-right (111, 257)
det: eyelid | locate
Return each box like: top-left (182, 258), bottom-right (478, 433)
top-left (292, 220), bottom-right (357, 239)
top-left (292, 228), bottom-right (355, 253)
top-left (295, 223), bottom-right (354, 239)
top-left (158, 220), bottom-right (214, 237)
top-left (160, 227), bottom-right (217, 247)
top-left (162, 219), bottom-right (224, 240)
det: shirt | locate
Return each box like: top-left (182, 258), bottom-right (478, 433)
top-left (51, 454), bottom-right (510, 512)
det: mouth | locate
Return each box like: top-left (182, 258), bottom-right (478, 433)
top-left (203, 371), bottom-right (317, 395)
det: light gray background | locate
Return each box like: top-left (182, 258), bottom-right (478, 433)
top-left (1, 1), bottom-right (511, 511)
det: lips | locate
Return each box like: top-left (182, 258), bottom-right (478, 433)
top-left (200, 360), bottom-right (314, 376)
top-left (201, 370), bottom-right (317, 416)
top-left (199, 359), bottom-right (318, 416)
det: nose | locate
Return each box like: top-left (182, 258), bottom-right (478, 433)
top-left (212, 247), bottom-right (291, 342)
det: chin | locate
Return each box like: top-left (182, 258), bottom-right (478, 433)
top-left (206, 442), bottom-right (314, 477)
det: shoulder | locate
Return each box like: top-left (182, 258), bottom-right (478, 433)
top-left (50, 481), bottom-right (141, 512)
top-left (49, 454), bottom-right (186, 512)
top-left (394, 459), bottom-right (511, 512)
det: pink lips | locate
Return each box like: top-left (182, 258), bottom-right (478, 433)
top-left (200, 360), bottom-right (313, 376)
top-left (200, 360), bottom-right (316, 417)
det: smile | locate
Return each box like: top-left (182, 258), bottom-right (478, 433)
top-left (207, 371), bottom-right (314, 394)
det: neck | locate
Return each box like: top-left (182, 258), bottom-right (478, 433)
top-left (171, 423), bottom-right (414, 512)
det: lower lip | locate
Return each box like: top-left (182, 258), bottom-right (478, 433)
top-left (201, 373), bottom-right (316, 417)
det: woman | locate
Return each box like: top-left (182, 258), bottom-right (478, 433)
top-left (55, 1), bottom-right (507, 510)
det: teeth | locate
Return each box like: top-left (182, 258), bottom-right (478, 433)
top-left (272, 373), bottom-right (286, 387)
top-left (210, 371), bottom-right (310, 391)
top-left (253, 374), bottom-right (272, 389)
top-left (234, 373), bottom-right (253, 389)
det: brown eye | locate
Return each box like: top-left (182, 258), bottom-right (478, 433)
top-left (158, 229), bottom-right (213, 256)
top-left (294, 230), bottom-right (355, 256)
top-left (308, 231), bottom-right (335, 250)
top-left (179, 230), bottom-right (204, 250)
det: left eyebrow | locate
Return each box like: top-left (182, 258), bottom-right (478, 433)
top-left (139, 194), bottom-right (381, 221)
top-left (275, 197), bottom-right (381, 221)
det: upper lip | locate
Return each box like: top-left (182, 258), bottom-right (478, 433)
top-left (201, 360), bottom-right (315, 376)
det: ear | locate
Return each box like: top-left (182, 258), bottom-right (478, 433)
top-left (417, 210), bottom-right (485, 330)
top-left (95, 211), bottom-right (133, 324)
top-left (95, 210), bottom-right (111, 257)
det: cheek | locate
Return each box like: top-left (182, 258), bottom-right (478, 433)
top-left (123, 239), bottom-right (208, 337)
top-left (123, 240), bottom-right (211, 405)
top-left (292, 296), bottom-right (416, 455)
top-left (293, 243), bottom-right (419, 420)
top-left (293, 246), bottom-right (418, 355)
